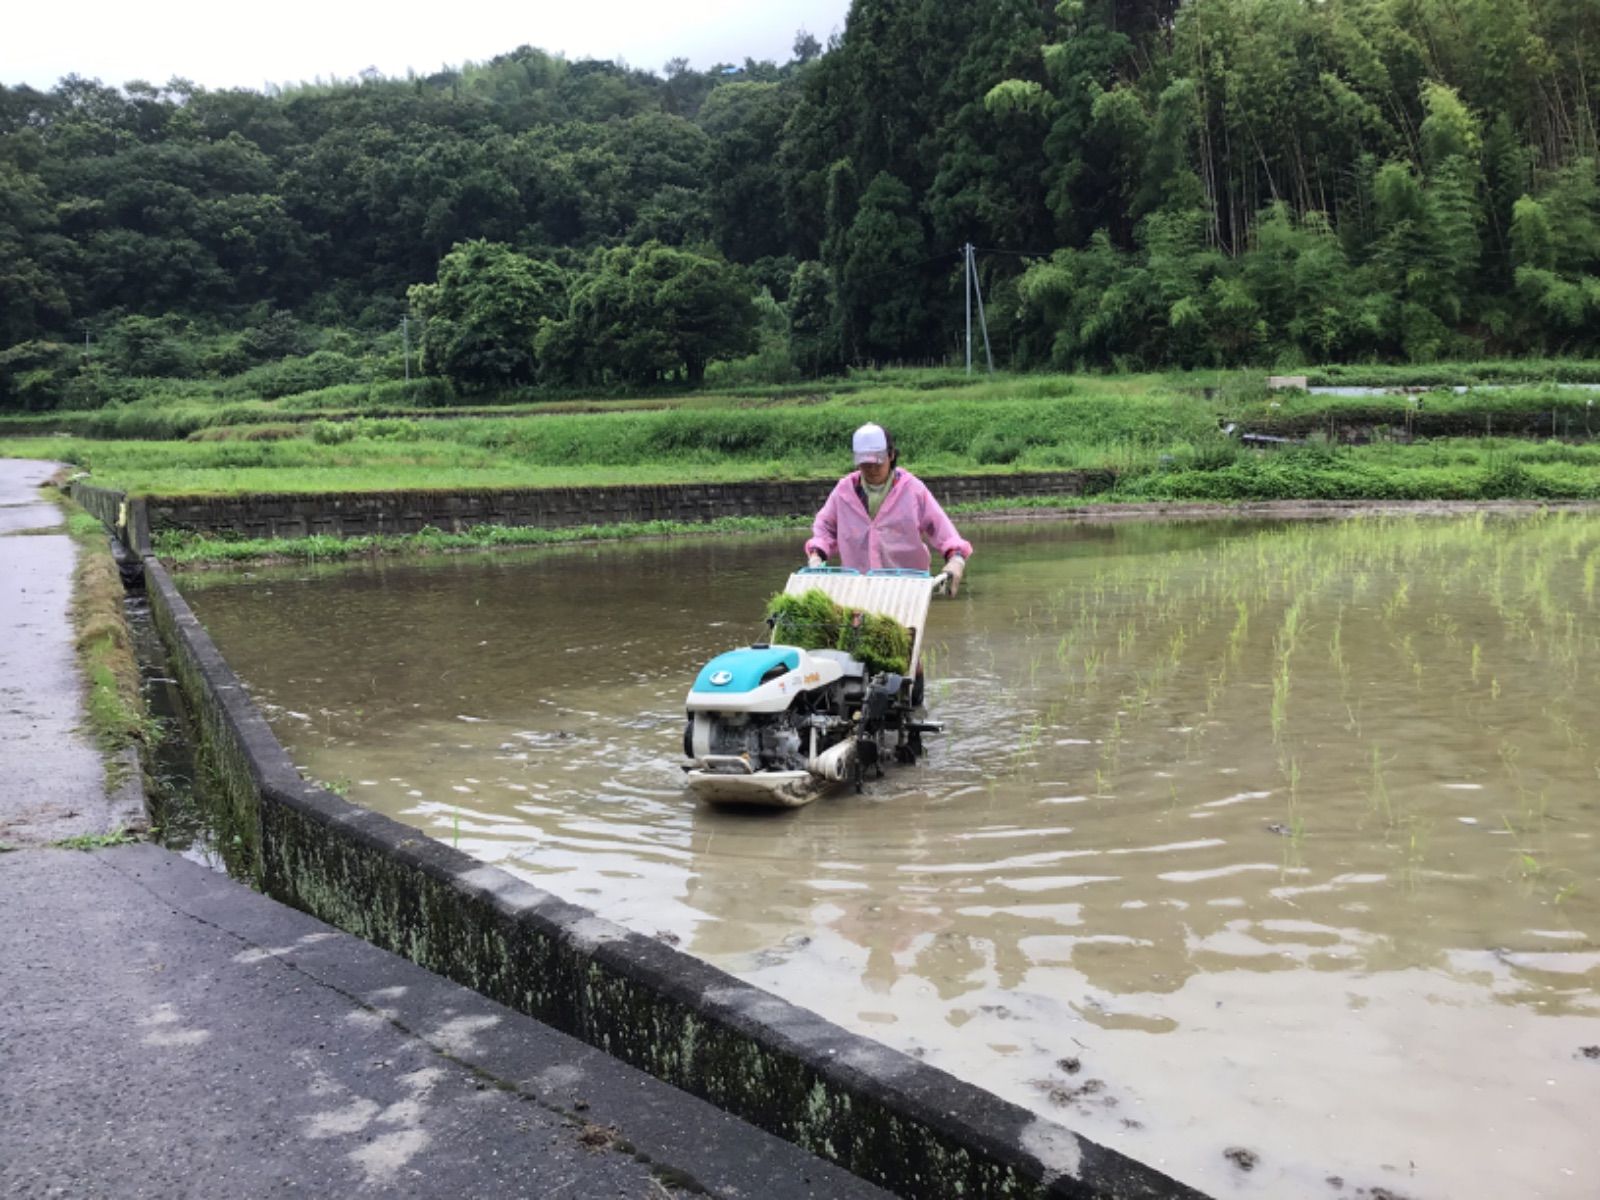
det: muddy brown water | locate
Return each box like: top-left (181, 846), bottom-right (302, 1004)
top-left (178, 515), bottom-right (1600, 1199)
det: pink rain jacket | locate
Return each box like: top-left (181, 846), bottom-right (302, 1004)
top-left (806, 469), bottom-right (973, 573)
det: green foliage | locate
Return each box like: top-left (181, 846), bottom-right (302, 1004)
top-left (984, 80), bottom-right (1045, 116)
top-left (838, 173), bottom-right (929, 362)
top-left (1231, 384), bottom-right (1600, 439)
top-left (0, 372), bottom-right (1222, 494)
top-left (3, 2), bottom-right (1600, 381)
top-left (409, 240), bottom-right (566, 392)
top-left (787, 261), bottom-right (843, 378)
top-left (1118, 439), bottom-right (1600, 502)
top-left (766, 588), bottom-right (912, 675)
top-left (0, 341), bottom-right (79, 410)
top-left (544, 242), bottom-right (759, 386)
top-left (156, 513), bottom-right (810, 565)
top-left (101, 315), bottom-right (198, 378)
top-left (1511, 197), bottom-right (1556, 271)
top-left (231, 350), bottom-right (366, 399)
top-left (53, 830), bottom-right (139, 850)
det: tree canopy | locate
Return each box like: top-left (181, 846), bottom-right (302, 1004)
top-left (4, 0), bottom-right (1600, 408)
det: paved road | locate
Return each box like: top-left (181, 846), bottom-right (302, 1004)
top-left (0, 458), bottom-right (113, 846)
top-left (0, 459), bottom-right (890, 1200)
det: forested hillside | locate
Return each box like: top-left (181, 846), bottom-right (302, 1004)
top-left (3, 0), bottom-right (1599, 409)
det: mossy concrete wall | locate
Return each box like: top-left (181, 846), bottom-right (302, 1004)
top-left (71, 482), bottom-right (151, 554)
top-left (142, 553), bottom-right (1202, 1200)
top-left (144, 473), bottom-right (1112, 541)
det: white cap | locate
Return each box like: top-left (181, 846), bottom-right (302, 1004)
top-left (852, 423), bottom-right (889, 464)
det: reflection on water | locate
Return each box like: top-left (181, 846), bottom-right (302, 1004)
top-left (180, 516), bottom-right (1600, 1199)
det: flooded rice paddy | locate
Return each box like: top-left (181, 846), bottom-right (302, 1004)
top-left (178, 513), bottom-right (1600, 1199)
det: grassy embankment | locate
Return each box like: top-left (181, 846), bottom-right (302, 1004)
top-left (3, 365), bottom-right (1599, 564)
top-left (53, 492), bottom-right (149, 758)
top-left (1300, 359), bottom-right (1600, 388)
top-left (0, 367), bottom-right (998, 441)
top-left (0, 373), bottom-right (1212, 494)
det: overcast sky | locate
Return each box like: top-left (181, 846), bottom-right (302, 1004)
top-left (5, 0), bottom-right (853, 92)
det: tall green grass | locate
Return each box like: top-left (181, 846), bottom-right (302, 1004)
top-left (0, 390), bottom-right (1220, 495)
top-left (1301, 359), bottom-right (1600, 388)
top-left (1119, 440), bottom-right (1600, 501)
top-left (1230, 384), bottom-right (1600, 437)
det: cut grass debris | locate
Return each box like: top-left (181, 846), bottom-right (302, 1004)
top-left (52, 830), bottom-right (139, 850)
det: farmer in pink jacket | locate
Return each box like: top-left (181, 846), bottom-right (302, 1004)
top-left (805, 423), bottom-right (972, 595)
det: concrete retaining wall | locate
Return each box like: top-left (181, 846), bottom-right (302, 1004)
top-left (142, 553), bottom-right (1201, 1200)
top-left (71, 482), bottom-right (151, 554)
top-left (143, 473), bottom-right (1111, 541)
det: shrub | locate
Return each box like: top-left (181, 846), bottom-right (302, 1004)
top-left (0, 341), bottom-right (77, 411)
top-left (230, 351), bottom-right (365, 399)
top-left (311, 420), bottom-right (357, 445)
top-left (972, 428), bottom-right (1026, 464)
top-left (370, 377), bottom-right (457, 407)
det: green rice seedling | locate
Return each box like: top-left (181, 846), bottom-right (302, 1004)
top-left (1367, 744), bottom-right (1394, 824)
top-left (764, 588), bottom-right (911, 675)
top-left (1396, 813), bottom-right (1429, 891)
top-left (1117, 620), bottom-right (1138, 657)
top-left (766, 588), bottom-right (842, 645)
top-left (852, 612), bottom-right (913, 677)
top-left (1227, 601), bottom-right (1250, 663)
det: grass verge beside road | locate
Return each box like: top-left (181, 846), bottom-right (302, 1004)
top-left (55, 492), bottom-right (149, 755)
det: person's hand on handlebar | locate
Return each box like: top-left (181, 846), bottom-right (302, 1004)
top-left (944, 553), bottom-right (966, 596)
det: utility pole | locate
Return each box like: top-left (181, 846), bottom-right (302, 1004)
top-left (966, 244), bottom-right (994, 375)
top-left (964, 242), bottom-right (973, 376)
top-left (973, 244), bottom-right (994, 375)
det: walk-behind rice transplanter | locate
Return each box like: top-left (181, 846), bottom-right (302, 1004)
top-left (682, 566), bottom-right (949, 807)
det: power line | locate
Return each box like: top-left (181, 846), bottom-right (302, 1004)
top-left (837, 248), bottom-right (963, 287)
top-left (973, 245), bottom-right (1057, 259)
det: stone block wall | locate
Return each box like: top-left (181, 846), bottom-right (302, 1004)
top-left (144, 473), bottom-right (1109, 541)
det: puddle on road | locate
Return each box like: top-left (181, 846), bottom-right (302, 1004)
top-left (178, 515), bottom-right (1600, 1199)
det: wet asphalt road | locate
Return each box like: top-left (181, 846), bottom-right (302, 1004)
top-left (0, 459), bottom-right (890, 1200)
top-left (0, 458), bottom-right (112, 846)
top-left (0, 844), bottom-right (889, 1200)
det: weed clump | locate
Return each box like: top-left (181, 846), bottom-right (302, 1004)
top-left (766, 588), bottom-right (912, 675)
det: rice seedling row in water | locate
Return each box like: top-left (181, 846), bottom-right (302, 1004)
top-left (1005, 516), bottom-right (1600, 896)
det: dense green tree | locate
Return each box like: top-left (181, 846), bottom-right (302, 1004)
top-left (0, 162), bottom-right (68, 343)
top-left (838, 172), bottom-right (930, 362)
top-left (544, 243), bottom-right (758, 385)
top-left (787, 260), bottom-right (842, 376)
top-left (408, 240), bottom-right (566, 391)
top-left (699, 83), bottom-right (791, 261)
